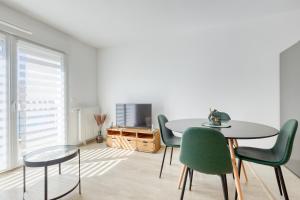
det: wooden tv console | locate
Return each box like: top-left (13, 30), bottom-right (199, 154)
top-left (106, 127), bottom-right (161, 153)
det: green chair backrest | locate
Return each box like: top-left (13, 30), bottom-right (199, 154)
top-left (180, 127), bottom-right (232, 175)
top-left (158, 114), bottom-right (176, 145)
top-left (272, 119), bottom-right (298, 165)
top-left (214, 111), bottom-right (231, 122)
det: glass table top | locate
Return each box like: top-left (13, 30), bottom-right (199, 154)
top-left (23, 145), bottom-right (78, 165)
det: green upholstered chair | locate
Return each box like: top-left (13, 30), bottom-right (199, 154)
top-left (179, 127), bottom-right (233, 200)
top-left (158, 114), bottom-right (181, 178)
top-left (188, 111), bottom-right (231, 190)
top-left (235, 119), bottom-right (298, 200)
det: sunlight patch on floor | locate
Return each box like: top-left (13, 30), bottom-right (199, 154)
top-left (0, 147), bottom-right (134, 191)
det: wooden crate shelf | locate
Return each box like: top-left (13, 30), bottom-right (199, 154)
top-left (107, 129), bottom-right (121, 136)
top-left (106, 127), bottom-right (161, 153)
top-left (122, 131), bottom-right (137, 138)
top-left (138, 133), bottom-right (154, 139)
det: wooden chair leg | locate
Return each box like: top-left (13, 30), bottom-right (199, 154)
top-left (235, 159), bottom-right (242, 200)
top-left (274, 167), bottom-right (283, 196)
top-left (180, 167), bottom-right (189, 200)
top-left (228, 139), bottom-right (244, 200)
top-left (170, 147), bottom-right (173, 165)
top-left (159, 146), bottom-right (167, 178)
top-left (178, 165), bottom-right (187, 189)
top-left (233, 139), bottom-right (248, 182)
top-left (221, 174), bottom-right (229, 200)
top-left (278, 166), bottom-right (289, 200)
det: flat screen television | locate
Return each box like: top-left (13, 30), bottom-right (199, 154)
top-left (116, 104), bottom-right (152, 128)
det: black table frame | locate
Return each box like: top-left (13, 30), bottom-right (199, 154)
top-left (23, 148), bottom-right (81, 200)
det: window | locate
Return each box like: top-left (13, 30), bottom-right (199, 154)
top-left (0, 35), bottom-right (8, 171)
top-left (0, 33), bottom-right (67, 172)
top-left (17, 41), bottom-right (65, 156)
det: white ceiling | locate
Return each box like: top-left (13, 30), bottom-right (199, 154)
top-left (1, 0), bottom-right (300, 48)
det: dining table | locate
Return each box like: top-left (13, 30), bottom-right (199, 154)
top-left (165, 118), bottom-right (279, 200)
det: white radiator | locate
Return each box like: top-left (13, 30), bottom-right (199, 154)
top-left (73, 107), bottom-right (100, 145)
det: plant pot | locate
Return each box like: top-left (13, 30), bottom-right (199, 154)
top-left (96, 135), bottom-right (103, 143)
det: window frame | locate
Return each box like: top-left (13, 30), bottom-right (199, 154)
top-left (0, 29), bottom-right (69, 171)
top-left (0, 33), bottom-right (10, 172)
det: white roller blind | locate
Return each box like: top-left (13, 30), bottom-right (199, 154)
top-left (17, 41), bottom-right (65, 155)
top-left (0, 35), bottom-right (8, 171)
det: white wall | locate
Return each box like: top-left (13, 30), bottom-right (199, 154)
top-left (280, 41), bottom-right (300, 175)
top-left (97, 11), bottom-right (300, 148)
top-left (0, 3), bottom-right (98, 144)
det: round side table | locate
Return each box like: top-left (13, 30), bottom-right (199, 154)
top-left (23, 145), bottom-right (81, 200)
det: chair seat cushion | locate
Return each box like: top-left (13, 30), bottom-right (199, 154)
top-left (235, 147), bottom-right (282, 166)
top-left (165, 136), bottom-right (181, 147)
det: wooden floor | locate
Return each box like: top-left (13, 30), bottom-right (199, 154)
top-left (0, 143), bottom-right (300, 200)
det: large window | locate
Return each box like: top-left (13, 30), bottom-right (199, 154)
top-left (17, 41), bottom-right (65, 156)
top-left (0, 34), bottom-right (8, 171)
top-left (0, 33), bottom-right (66, 172)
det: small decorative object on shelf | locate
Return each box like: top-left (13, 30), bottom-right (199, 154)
top-left (208, 108), bottom-right (221, 126)
top-left (94, 113), bottom-right (107, 143)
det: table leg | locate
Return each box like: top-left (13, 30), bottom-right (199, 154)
top-left (23, 165), bottom-right (26, 194)
top-left (233, 139), bottom-right (248, 183)
top-left (78, 149), bottom-right (81, 195)
top-left (228, 139), bottom-right (244, 200)
top-left (45, 166), bottom-right (48, 200)
top-left (178, 165), bottom-right (187, 189)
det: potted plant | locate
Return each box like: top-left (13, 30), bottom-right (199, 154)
top-left (94, 113), bottom-right (107, 143)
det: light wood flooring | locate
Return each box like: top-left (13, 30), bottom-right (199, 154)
top-left (0, 143), bottom-right (300, 200)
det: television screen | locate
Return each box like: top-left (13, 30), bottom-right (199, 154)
top-left (116, 104), bottom-right (152, 128)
